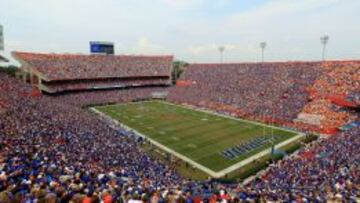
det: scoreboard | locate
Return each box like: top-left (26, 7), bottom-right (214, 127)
top-left (90, 41), bottom-right (114, 55)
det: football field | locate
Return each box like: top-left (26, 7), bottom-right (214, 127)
top-left (94, 101), bottom-right (300, 177)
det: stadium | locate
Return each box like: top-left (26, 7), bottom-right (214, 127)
top-left (0, 1), bottom-right (360, 202)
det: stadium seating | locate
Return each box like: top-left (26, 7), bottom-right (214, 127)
top-left (300, 61), bottom-right (360, 131)
top-left (0, 58), bottom-right (359, 202)
top-left (168, 61), bottom-right (360, 134)
top-left (168, 62), bottom-right (322, 126)
top-left (12, 52), bottom-right (173, 93)
top-left (251, 127), bottom-right (359, 201)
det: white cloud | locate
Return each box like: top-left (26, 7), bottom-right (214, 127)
top-left (159, 0), bottom-right (205, 10)
top-left (226, 0), bottom-right (343, 31)
top-left (0, 0), bottom-right (359, 63)
top-left (188, 43), bottom-right (237, 55)
top-left (188, 44), bottom-right (217, 55)
top-left (129, 37), bottom-right (165, 54)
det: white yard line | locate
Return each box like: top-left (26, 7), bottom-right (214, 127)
top-left (157, 100), bottom-right (300, 134)
top-left (90, 107), bottom-right (220, 177)
top-left (90, 103), bottom-right (304, 178)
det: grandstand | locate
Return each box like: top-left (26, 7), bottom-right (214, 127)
top-left (12, 52), bottom-right (173, 93)
top-left (0, 54), bottom-right (359, 202)
top-left (169, 61), bottom-right (360, 134)
top-left (2, 0), bottom-right (360, 199)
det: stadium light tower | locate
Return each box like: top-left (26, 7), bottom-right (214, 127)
top-left (0, 25), bottom-right (4, 51)
top-left (218, 46), bottom-right (225, 63)
top-left (260, 42), bottom-right (266, 63)
top-left (320, 35), bottom-right (329, 61)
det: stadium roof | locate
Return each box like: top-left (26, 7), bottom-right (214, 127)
top-left (12, 51), bottom-right (173, 81)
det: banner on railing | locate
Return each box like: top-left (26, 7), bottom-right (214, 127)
top-left (176, 80), bottom-right (196, 87)
top-left (327, 95), bottom-right (356, 108)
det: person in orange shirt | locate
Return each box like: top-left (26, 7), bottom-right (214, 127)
top-left (82, 191), bottom-right (93, 203)
top-left (102, 190), bottom-right (113, 203)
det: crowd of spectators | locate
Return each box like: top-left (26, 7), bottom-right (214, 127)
top-left (53, 87), bottom-right (170, 107)
top-left (300, 61), bottom-right (360, 130)
top-left (0, 73), bottom-right (183, 202)
top-left (0, 59), bottom-right (359, 202)
top-left (251, 126), bottom-right (359, 201)
top-left (301, 99), bottom-right (351, 130)
top-left (13, 52), bottom-right (173, 81)
top-left (312, 61), bottom-right (360, 97)
top-left (169, 61), bottom-right (359, 133)
top-left (168, 62), bottom-right (323, 124)
top-left (347, 92), bottom-right (360, 106)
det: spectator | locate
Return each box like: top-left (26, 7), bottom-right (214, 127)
top-left (0, 58), bottom-right (359, 202)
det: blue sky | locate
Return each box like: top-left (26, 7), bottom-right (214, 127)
top-left (0, 0), bottom-right (359, 64)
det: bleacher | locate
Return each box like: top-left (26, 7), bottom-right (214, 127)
top-left (0, 59), bottom-right (359, 201)
top-left (12, 51), bottom-right (173, 93)
top-left (168, 62), bottom-right (323, 123)
top-left (168, 61), bottom-right (360, 134)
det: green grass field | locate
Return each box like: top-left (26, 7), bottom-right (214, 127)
top-left (94, 101), bottom-right (298, 173)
